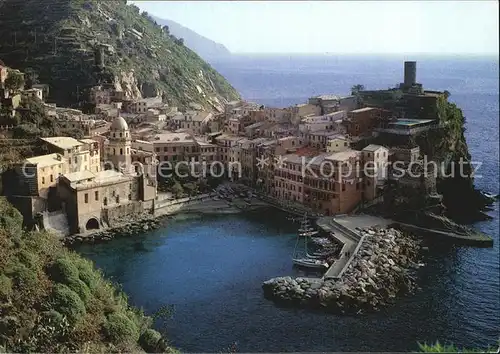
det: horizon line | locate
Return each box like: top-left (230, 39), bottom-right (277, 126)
top-left (227, 51), bottom-right (499, 57)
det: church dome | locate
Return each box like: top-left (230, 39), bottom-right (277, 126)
top-left (110, 116), bottom-right (129, 131)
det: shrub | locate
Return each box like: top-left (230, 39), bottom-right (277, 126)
top-left (0, 197), bottom-right (23, 235)
top-left (139, 328), bottom-right (166, 353)
top-left (104, 312), bottom-right (140, 344)
top-left (47, 257), bottom-right (80, 285)
top-left (0, 273), bottom-right (13, 300)
top-left (41, 310), bottom-right (66, 328)
top-left (8, 263), bottom-right (38, 288)
top-left (67, 277), bottom-right (93, 306)
top-left (51, 284), bottom-right (86, 324)
top-left (75, 258), bottom-right (99, 290)
top-left (16, 249), bottom-right (39, 270)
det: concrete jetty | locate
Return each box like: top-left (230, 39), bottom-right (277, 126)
top-left (317, 215), bottom-right (394, 280)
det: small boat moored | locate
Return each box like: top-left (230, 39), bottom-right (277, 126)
top-left (292, 258), bottom-right (329, 269)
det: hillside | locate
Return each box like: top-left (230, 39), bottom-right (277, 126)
top-left (0, 0), bottom-right (240, 110)
top-left (0, 197), bottom-right (175, 353)
top-left (151, 16), bottom-right (231, 61)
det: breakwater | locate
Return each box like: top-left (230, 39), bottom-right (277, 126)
top-left (262, 227), bottom-right (422, 314)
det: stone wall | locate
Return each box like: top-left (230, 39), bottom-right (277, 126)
top-left (101, 201), bottom-right (144, 227)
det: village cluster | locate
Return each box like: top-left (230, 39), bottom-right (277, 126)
top-left (0, 61), bottom-right (445, 234)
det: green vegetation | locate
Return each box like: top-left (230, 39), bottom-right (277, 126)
top-left (0, 0), bottom-right (240, 110)
top-left (0, 95), bottom-right (83, 139)
top-left (0, 197), bottom-right (174, 352)
top-left (4, 69), bottom-right (25, 95)
top-left (418, 341), bottom-right (497, 353)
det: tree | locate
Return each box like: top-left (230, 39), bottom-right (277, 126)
top-left (351, 84), bottom-right (365, 96)
top-left (162, 25), bottom-right (169, 34)
top-left (443, 90), bottom-right (451, 100)
top-left (171, 181), bottom-right (183, 198)
top-left (183, 182), bottom-right (198, 196)
top-left (24, 68), bottom-right (39, 89)
top-left (198, 178), bottom-right (208, 193)
top-left (4, 69), bottom-right (25, 94)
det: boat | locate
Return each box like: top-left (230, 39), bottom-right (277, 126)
top-left (292, 214), bottom-right (330, 269)
top-left (293, 258), bottom-right (329, 269)
top-left (481, 191), bottom-right (499, 201)
top-left (299, 230), bottom-right (319, 238)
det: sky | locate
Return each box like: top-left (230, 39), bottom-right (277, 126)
top-left (130, 1), bottom-right (499, 55)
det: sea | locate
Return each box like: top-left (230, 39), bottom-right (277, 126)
top-left (76, 54), bottom-right (499, 352)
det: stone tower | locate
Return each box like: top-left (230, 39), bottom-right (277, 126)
top-left (107, 116), bottom-right (132, 174)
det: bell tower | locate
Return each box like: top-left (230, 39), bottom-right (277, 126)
top-left (107, 116), bottom-right (132, 174)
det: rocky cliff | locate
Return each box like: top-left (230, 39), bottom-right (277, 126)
top-left (151, 16), bottom-right (232, 61)
top-left (0, 0), bottom-right (240, 111)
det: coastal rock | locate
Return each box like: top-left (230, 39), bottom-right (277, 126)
top-left (262, 227), bottom-right (422, 315)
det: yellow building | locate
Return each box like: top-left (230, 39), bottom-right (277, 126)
top-left (327, 135), bottom-right (350, 153)
top-left (41, 136), bottom-right (99, 174)
top-left (21, 153), bottom-right (66, 198)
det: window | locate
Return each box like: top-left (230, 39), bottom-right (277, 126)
top-left (342, 184), bottom-right (346, 192)
top-left (95, 191), bottom-right (99, 200)
top-left (50, 175), bottom-right (53, 182)
top-left (103, 197), bottom-right (107, 206)
top-left (128, 194), bottom-right (132, 200)
top-left (42, 176), bottom-right (45, 184)
top-left (74, 156), bottom-right (77, 163)
top-left (84, 193), bottom-right (89, 203)
top-left (120, 148), bottom-right (123, 155)
top-left (164, 147), bottom-right (168, 152)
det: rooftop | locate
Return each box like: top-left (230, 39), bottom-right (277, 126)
top-left (41, 137), bottom-right (83, 150)
top-left (245, 121), bottom-right (266, 129)
top-left (94, 170), bottom-right (127, 184)
top-left (362, 144), bottom-right (387, 152)
top-left (215, 134), bottom-right (244, 142)
top-left (327, 134), bottom-right (349, 141)
top-left (79, 138), bottom-right (98, 145)
top-left (314, 94), bottom-right (341, 101)
top-left (326, 149), bottom-right (361, 162)
top-left (25, 153), bottom-right (64, 168)
top-left (64, 170), bottom-right (95, 183)
top-left (390, 119), bottom-right (435, 127)
top-left (154, 132), bottom-right (194, 143)
top-left (351, 107), bottom-right (377, 113)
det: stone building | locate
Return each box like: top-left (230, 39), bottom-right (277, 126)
top-left (344, 107), bottom-right (381, 137)
top-left (105, 116), bottom-right (132, 173)
top-left (57, 116), bottom-right (157, 234)
top-left (361, 144), bottom-right (389, 202)
top-left (272, 149), bottom-right (364, 215)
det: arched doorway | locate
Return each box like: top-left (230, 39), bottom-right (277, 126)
top-left (85, 218), bottom-right (100, 230)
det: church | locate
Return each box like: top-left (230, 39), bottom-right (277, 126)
top-left (56, 116), bottom-right (158, 234)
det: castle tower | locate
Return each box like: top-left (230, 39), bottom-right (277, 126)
top-left (404, 61), bottom-right (417, 87)
top-left (106, 116), bottom-right (132, 174)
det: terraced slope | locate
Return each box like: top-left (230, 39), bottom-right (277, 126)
top-left (0, 0), bottom-right (240, 110)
